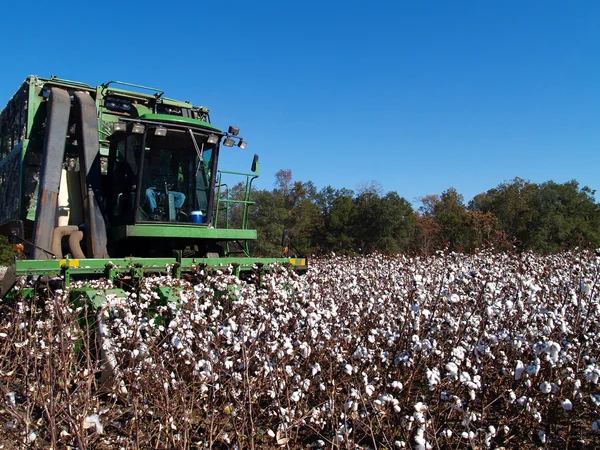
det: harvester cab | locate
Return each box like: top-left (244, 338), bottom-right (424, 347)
top-left (0, 76), bottom-right (306, 296)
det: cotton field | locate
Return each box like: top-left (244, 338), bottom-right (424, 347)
top-left (1, 250), bottom-right (599, 449)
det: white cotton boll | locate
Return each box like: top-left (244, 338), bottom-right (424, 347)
top-left (311, 363), bottom-right (321, 376)
top-left (538, 430), bottom-right (546, 443)
top-left (592, 420), bottom-right (600, 431)
top-left (591, 394), bottom-right (600, 407)
top-left (459, 371), bottom-right (471, 383)
top-left (394, 440), bottom-right (406, 448)
top-left (540, 382), bottom-right (552, 394)
top-left (440, 429), bottom-right (452, 438)
top-left (581, 278), bottom-right (593, 295)
top-left (526, 358), bottom-right (540, 377)
top-left (507, 390), bottom-right (516, 403)
top-left (414, 402), bottom-right (428, 413)
top-left (452, 346), bottom-right (466, 361)
top-left (344, 364), bottom-right (353, 375)
top-left (83, 414), bottom-right (104, 434)
top-left (290, 390), bottom-right (301, 403)
top-left (515, 360), bottom-right (525, 380)
top-left (365, 384), bottom-right (375, 397)
top-left (445, 362), bottom-right (459, 377)
top-left (414, 427), bottom-right (431, 450)
top-left (426, 367), bottom-right (441, 390)
top-left (299, 341), bottom-right (311, 359)
top-left (413, 411), bottom-right (426, 424)
top-left (450, 293), bottom-right (460, 303)
top-left (585, 365), bottom-right (600, 384)
top-left (171, 336), bottom-right (183, 350)
top-left (561, 399), bottom-right (573, 411)
top-left (392, 380), bottom-right (404, 391)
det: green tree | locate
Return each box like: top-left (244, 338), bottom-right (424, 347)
top-left (354, 188), bottom-right (416, 254)
top-left (0, 236), bottom-right (16, 266)
top-left (248, 189), bottom-right (289, 256)
top-left (314, 186), bottom-right (357, 254)
top-left (528, 180), bottom-right (600, 252)
top-left (469, 177), bottom-right (540, 248)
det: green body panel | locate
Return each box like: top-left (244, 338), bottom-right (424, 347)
top-left (138, 113), bottom-right (220, 131)
top-left (70, 288), bottom-right (128, 308)
top-left (109, 224), bottom-right (257, 240)
top-left (155, 286), bottom-right (184, 303)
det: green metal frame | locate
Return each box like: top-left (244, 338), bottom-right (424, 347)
top-left (5, 256), bottom-right (307, 291)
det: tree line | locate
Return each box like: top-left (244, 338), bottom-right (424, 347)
top-left (237, 171), bottom-right (600, 256)
top-left (0, 173), bottom-right (597, 266)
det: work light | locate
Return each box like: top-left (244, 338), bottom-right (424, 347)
top-left (113, 122), bottom-right (126, 132)
top-left (223, 137), bottom-right (235, 147)
top-left (131, 123), bottom-right (145, 134)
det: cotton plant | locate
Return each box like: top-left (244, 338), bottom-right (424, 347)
top-left (2, 250), bottom-right (600, 448)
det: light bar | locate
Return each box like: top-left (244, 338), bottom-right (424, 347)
top-left (207, 134), bottom-right (219, 144)
top-left (228, 126), bottom-right (240, 136)
top-left (223, 137), bottom-right (235, 147)
top-left (131, 123), bottom-right (145, 134)
top-left (155, 126), bottom-right (167, 136)
top-left (238, 140), bottom-right (247, 150)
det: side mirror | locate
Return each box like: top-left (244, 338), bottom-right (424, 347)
top-left (251, 154), bottom-right (259, 172)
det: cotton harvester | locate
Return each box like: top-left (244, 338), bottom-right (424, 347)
top-left (0, 75), bottom-right (306, 302)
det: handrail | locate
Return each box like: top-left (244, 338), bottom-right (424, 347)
top-left (100, 81), bottom-right (165, 97)
top-left (214, 168), bottom-right (258, 257)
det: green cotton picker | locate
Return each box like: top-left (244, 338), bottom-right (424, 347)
top-left (0, 76), bottom-right (306, 302)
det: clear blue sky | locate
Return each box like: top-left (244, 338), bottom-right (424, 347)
top-left (2, 1), bottom-right (598, 206)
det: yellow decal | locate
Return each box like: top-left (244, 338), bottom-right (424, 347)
top-left (59, 259), bottom-right (80, 267)
top-left (289, 258), bottom-right (306, 266)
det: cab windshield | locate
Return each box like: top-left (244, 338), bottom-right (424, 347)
top-left (107, 126), bottom-right (217, 225)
